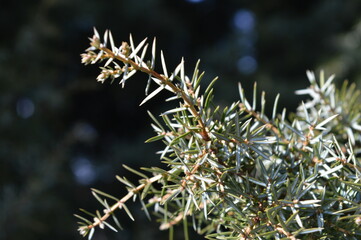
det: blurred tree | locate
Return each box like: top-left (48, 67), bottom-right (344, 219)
top-left (1, 0), bottom-right (361, 239)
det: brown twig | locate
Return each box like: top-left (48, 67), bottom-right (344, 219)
top-left (86, 174), bottom-right (162, 230)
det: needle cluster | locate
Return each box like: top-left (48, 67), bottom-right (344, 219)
top-left (76, 28), bottom-right (361, 240)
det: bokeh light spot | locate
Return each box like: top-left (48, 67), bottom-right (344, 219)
top-left (16, 97), bottom-right (35, 119)
top-left (185, 0), bottom-right (205, 3)
top-left (237, 56), bottom-right (258, 74)
top-left (234, 9), bottom-right (255, 33)
top-left (71, 157), bottom-right (96, 185)
top-left (73, 122), bottom-right (98, 143)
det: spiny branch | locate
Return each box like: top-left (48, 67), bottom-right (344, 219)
top-left (87, 32), bottom-right (211, 141)
top-left (82, 174), bottom-right (162, 232)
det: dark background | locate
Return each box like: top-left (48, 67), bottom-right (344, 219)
top-left (2, 0), bottom-right (361, 239)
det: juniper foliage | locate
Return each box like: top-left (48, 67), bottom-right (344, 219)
top-left (77, 28), bottom-right (361, 239)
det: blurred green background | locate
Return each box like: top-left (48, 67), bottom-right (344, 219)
top-left (2, 0), bottom-right (361, 239)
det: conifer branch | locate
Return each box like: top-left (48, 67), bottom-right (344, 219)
top-left (82, 29), bottom-right (210, 141)
top-left (77, 29), bottom-right (361, 240)
top-left (77, 174), bottom-right (162, 235)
